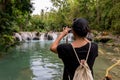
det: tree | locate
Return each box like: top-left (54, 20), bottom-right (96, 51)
top-left (47, 0), bottom-right (120, 34)
top-left (0, 0), bottom-right (33, 52)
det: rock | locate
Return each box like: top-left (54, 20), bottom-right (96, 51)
top-left (94, 36), bottom-right (113, 43)
top-left (47, 35), bottom-right (53, 40)
top-left (33, 37), bottom-right (40, 40)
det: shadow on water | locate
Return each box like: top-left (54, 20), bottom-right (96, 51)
top-left (0, 41), bottom-right (119, 80)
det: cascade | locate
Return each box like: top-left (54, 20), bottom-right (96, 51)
top-left (40, 33), bottom-right (45, 41)
top-left (67, 33), bottom-right (73, 41)
top-left (14, 32), bottom-right (74, 42)
top-left (14, 33), bottom-right (22, 41)
top-left (52, 32), bottom-right (57, 41)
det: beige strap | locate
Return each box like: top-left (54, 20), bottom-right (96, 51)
top-left (72, 42), bottom-right (91, 65)
top-left (86, 42), bottom-right (91, 61)
top-left (68, 75), bottom-right (70, 80)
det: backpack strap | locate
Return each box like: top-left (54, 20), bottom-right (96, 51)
top-left (72, 42), bottom-right (91, 65)
top-left (86, 42), bottom-right (91, 61)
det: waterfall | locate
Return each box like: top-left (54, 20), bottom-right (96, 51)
top-left (40, 33), bottom-right (45, 41)
top-left (20, 32), bottom-right (32, 42)
top-left (14, 32), bottom-right (74, 42)
top-left (14, 33), bottom-right (22, 41)
top-left (67, 33), bottom-right (73, 41)
top-left (61, 33), bottom-right (73, 42)
top-left (52, 32), bottom-right (57, 41)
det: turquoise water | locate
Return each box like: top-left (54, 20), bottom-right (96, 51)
top-left (0, 41), bottom-right (119, 80)
top-left (0, 41), bottom-right (63, 80)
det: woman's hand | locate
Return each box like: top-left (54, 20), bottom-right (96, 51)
top-left (60, 27), bottom-right (71, 38)
top-left (50, 26), bottom-right (71, 53)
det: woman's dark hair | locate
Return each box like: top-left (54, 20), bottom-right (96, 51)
top-left (72, 18), bottom-right (90, 37)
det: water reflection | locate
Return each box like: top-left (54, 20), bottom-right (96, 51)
top-left (0, 41), bottom-right (119, 80)
top-left (28, 41), bottom-right (63, 80)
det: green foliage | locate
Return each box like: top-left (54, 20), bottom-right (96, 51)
top-left (0, 0), bottom-right (120, 53)
top-left (0, 0), bottom-right (33, 52)
top-left (29, 15), bottom-right (45, 31)
top-left (0, 35), bottom-right (14, 46)
top-left (108, 2), bottom-right (120, 34)
top-left (41, 0), bottom-right (120, 34)
top-left (26, 0), bottom-right (120, 34)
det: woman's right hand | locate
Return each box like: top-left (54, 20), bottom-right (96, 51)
top-left (50, 27), bottom-right (71, 53)
top-left (61, 27), bottom-right (71, 37)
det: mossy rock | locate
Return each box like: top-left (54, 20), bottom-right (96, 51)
top-left (94, 36), bottom-right (113, 43)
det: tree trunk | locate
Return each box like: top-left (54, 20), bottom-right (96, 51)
top-left (96, 0), bottom-right (101, 26)
top-left (0, 0), bottom-right (11, 12)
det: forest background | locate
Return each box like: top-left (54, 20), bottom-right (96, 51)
top-left (0, 0), bottom-right (120, 54)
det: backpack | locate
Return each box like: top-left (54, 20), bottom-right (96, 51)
top-left (72, 42), bottom-right (93, 80)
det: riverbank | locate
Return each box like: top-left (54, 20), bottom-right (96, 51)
top-left (93, 31), bottom-right (120, 48)
top-left (1, 31), bottom-right (120, 56)
top-left (95, 42), bottom-right (120, 80)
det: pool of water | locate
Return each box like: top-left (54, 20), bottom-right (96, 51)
top-left (0, 41), bottom-right (119, 80)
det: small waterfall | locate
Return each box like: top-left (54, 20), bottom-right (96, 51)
top-left (14, 32), bottom-right (74, 42)
top-left (31, 32), bottom-right (37, 39)
top-left (28, 32), bottom-right (33, 40)
top-left (67, 33), bottom-right (73, 41)
top-left (61, 33), bottom-right (73, 42)
top-left (20, 32), bottom-right (32, 42)
top-left (14, 33), bottom-right (22, 41)
top-left (52, 32), bottom-right (57, 41)
top-left (40, 33), bottom-right (45, 41)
